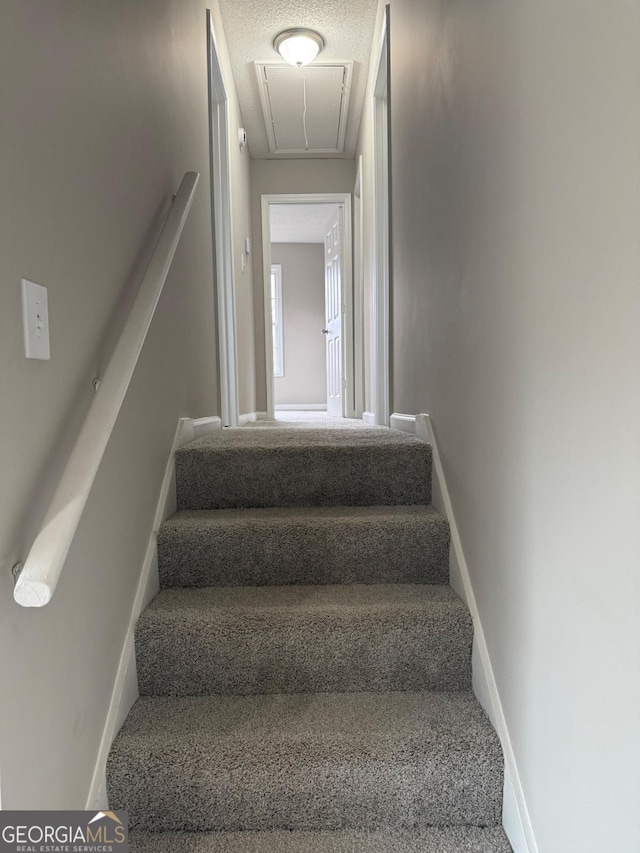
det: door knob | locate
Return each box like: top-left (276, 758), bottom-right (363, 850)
top-left (321, 328), bottom-right (329, 334)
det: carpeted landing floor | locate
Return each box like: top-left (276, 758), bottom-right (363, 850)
top-left (107, 419), bottom-right (512, 851)
top-left (250, 412), bottom-right (375, 428)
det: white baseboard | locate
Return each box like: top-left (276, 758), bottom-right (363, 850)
top-left (238, 411), bottom-right (269, 425)
top-left (186, 415), bottom-right (222, 441)
top-left (390, 412), bottom-right (417, 433)
top-left (275, 404), bottom-right (327, 411)
top-left (412, 413), bottom-right (537, 853)
top-left (362, 411), bottom-right (376, 426)
top-left (86, 414), bottom-right (221, 809)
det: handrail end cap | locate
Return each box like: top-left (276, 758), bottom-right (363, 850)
top-left (14, 579), bottom-right (53, 608)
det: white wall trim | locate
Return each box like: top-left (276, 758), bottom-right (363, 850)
top-left (181, 415), bottom-right (223, 443)
top-left (389, 412), bottom-right (416, 433)
top-left (207, 10), bottom-right (238, 429)
top-left (413, 412), bottom-right (538, 853)
top-left (371, 6), bottom-right (391, 427)
top-left (86, 415), bottom-right (221, 809)
top-left (238, 411), bottom-right (269, 426)
top-left (275, 404), bottom-right (327, 411)
top-left (353, 155), bottom-right (365, 418)
top-left (362, 411), bottom-right (376, 425)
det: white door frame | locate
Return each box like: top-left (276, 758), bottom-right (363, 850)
top-left (353, 156), bottom-right (365, 418)
top-left (206, 10), bottom-right (238, 428)
top-left (372, 6), bottom-right (391, 426)
top-left (261, 193), bottom-right (353, 420)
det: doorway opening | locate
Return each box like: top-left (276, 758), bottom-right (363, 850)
top-left (261, 194), bottom-right (354, 421)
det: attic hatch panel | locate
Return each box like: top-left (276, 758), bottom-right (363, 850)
top-left (266, 66), bottom-right (343, 151)
top-left (260, 64), bottom-right (350, 154)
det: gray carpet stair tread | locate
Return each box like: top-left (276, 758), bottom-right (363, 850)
top-left (107, 692), bottom-right (504, 832)
top-left (158, 505), bottom-right (450, 588)
top-left (175, 428), bottom-right (431, 510)
top-left (182, 427), bottom-right (422, 448)
top-left (129, 827), bottom-right (512, 852)
top-left (136, 584), bottom-right (472, 695)
top-left (110, 422), bottom-right (504, 838)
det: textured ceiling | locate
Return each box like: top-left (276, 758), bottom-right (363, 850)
top-left (217, 0), bottom-right (378, 159)
top-left (270, 203), bottom-right (339, 243)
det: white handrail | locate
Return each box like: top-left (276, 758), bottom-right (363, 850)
top-left (14, 172), bottom-right (200, 607)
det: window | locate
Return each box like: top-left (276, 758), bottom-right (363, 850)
top-left (270, 264), bottom-right (284, 377)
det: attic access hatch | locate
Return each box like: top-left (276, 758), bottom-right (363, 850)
top-left (255, 62), bottom-right (353, 155)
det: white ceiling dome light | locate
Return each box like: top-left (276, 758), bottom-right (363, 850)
top-left (274, 28), bottom-right (325, 67)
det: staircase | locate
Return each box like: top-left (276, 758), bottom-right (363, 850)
top-left (107, 423), bottom-right (511, 852)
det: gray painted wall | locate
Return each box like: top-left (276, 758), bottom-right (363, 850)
top-left (272, 243), bottom-right (326, 407)
top-left (250, 159), bottom-right (356, 412)
top-left (0, 0), bottom-right (223, 808)
top-left (358, 0), bottom-right (640, 850)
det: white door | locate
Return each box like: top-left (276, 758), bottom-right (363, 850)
top-left (324, 208), bottom-right (343, 417)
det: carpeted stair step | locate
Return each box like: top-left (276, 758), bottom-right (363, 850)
top-left (175, 428), bottom-right (431, 510)
top-left (157, 505), bottom-right (450, 588)
top-left (107, 692), bottom-right (504, 833)
top-left (128, 826), bottom-right (512, 852)
top-left (135, 584), bottom-right (472, 696)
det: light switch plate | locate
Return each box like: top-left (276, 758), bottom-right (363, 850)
top-left (21, 279), bottom-right (50, 360)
